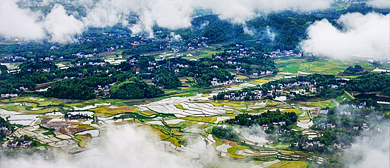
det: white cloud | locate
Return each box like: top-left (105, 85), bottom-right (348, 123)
top-left (147, 0), bottom-right (193, 30)
top-left (84, 0), bottom-right (333, 36)
top-left (238, 125), bottom-right (269, 145)
top-left (0, 0), bottom-right (334, 41)
top-left (83, 0), bottom-right (194, 37)
top-left (301, 12), bottom-right (390, 60)
top-left (0, 1), bottom-right (84, 43)
top-left (194, 0), bottom-right (333, 24)
top-left (0, 0), bottom-right (45, 40)
top-left (366, 0), bottom-right (390, 9)
top-left (0, 125), bottom-right (253, 168)
top-left (82, 0), bottom-right (134, 28)
top-left (1, 125), bottom-right (193, 168)
top-left (43, 4), bottom-right (85, 43)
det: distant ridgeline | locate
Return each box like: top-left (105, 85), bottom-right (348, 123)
top-left (2, 4), bottom-right (386, 61)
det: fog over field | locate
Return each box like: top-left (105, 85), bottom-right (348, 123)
top-left (0, 125), bottom-right (255, 168)
top-left (1, 125), bottom-right (193, 168)
top-left (2, 120), bottom-right (388, 168)
top-left (342, 121), bottom-right (390, 168)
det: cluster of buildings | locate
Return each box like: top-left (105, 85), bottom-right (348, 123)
top-left (214, 47), bottom-right (257, 61)
top-left (0, 126), bottom-right (11, 139)
top-left (94, 83), bottom-right (115, 97)
top-left (251, 71), bottom-right (274, 77)
top-left (224, 44), bottom-right (257, 57)
top-left (264, 49), bottom-right (303, 58)
top-left (211, 77), bottom-right (242, 87)
top-left (1, 55), bottom-right (57, 63)
top-left (0, 94), bottom-right (18, 98)
top-left (308, 156), bottom-right (324, 165)
top-left (163, 36), bottom-right (209, 53)
top-left (312, 108), bottom-right (329, 115)
top-left (185, 37), bottom-right (209, 50)
top-left (222, 90), bottom-right (264, 101)
top-left (7, 138), bottom-right (33, 149)
top-left (221, 80), bottom-right (328, 101)
top-left (301, 140), bottom-right (325, 149)
top-left (74, 61), bottom-right (107, 67)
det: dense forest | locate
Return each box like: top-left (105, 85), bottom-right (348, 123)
top-left (179, 59), bottom-right (235, 87)
top-left (110, 78), bottom-right (163, 99)
top-left (226, 110), bottom-right (298, 127)
top-left (211, 126), bottom-right (239, 142)
top-left (346, 73), bottom-right (390, 96)
top-left (153, 69), bottom-right (182, 89)
top-left (343, 65), bottom-right (365, 75)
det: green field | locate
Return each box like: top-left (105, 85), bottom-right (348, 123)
top-left (90, 106), bottom-right (138, 117)
top-left (275, 58), bottom-right (384, 75)
top-left (303, 100), bottom-right (336, 108)
top-left (276, 58), bottom-right (350, 75)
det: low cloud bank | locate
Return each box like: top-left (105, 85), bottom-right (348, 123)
top-left (1, 125), bottom-right (191, 168)
top-left (238, 125), bottom-right (269, 145)
top-left (0, 0), bottom-right (84, 43)
top-left (0, 0), bottom-right (333, 42)
top-left (301, 12), bottom-right (390, 61)
top-left (366, 0), bottom-right (390, 9)
top-left (342, 121), bottom-right (390, 168)
top-left (0, 124), bottom-right (253, 168)
top-left (43, 4), bottom-right (85, 43)
top-left (0, 0), bottom-right (46, 41)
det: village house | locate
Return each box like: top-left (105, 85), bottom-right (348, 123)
top-left (1, 94), bottom-right (19, 98)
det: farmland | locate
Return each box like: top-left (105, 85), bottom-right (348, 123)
top-left (1, 55), bottom-right (389, 167)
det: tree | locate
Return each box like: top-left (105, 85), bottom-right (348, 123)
top-left (0, 65), bottom-right (7, 74)
top-left (110, 78), bottom-right (163, 99)
top-left (153, 69), bottom-right (182, 89)
top-left (45, 79), bottom-right (95, 100)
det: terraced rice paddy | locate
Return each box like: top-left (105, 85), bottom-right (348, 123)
top-left (0, 69), bottom-right (340, 167)
top-left (297, 120), bottom-right (313, 129)
top-left (250, 79), bottom-right (270, 85)
top-left (183, 116), bottom-right (218, 123)
top-left (0, 109), bottom-right (39, 126)
top-left (90, 106), bottom-right (138, 117)
top-left (13, 126), bottom-right (83, 153)
top-left (268, 161), bottom-right (308, 168)
top-left (139, 96), bottom-right (235, 117)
